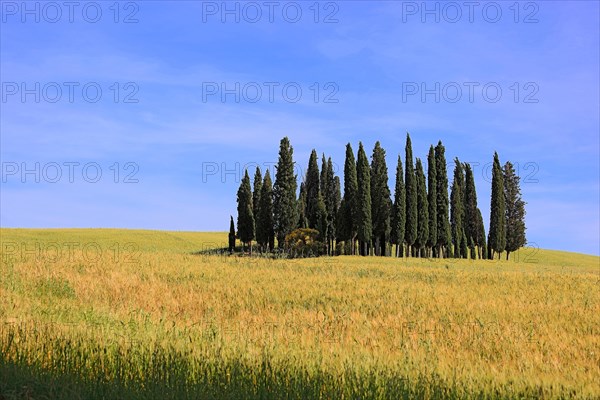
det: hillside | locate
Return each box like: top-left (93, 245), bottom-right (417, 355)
top-left (1, 228), bottom-right (598, 399)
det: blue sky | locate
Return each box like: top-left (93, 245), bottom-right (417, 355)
top-left (1, 1), bottom-right (598, 255)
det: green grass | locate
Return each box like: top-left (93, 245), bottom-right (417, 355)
top-left (1, 228), bottom-right (598, 399)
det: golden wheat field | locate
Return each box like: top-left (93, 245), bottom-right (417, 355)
top-left (0, 228), bottom-right (598, 399)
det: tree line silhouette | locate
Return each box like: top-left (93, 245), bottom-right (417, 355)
top-left (231, 135), bottom-right (526, 260)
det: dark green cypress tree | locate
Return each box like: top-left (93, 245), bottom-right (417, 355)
top-left (435, 141), bottom-right (451, 258)
top-left (332, 174), bottom-right (341, 253)
top-left (237, 169), bottom-right (255, 254)
top-left (427, 145), bottom-right (437, 258)
top-left (370, 142), bottom-right (392, 256)
top-left (305, 150), bottom-right (321, 230)
top-left (316, 192), bottom-right (328, 245)
top-left (341, 143), bottom-right (359, 254)
top-left (464, 163), bottom-right (479, 259)
top-left (356, 142), bottom-right (372, 256)
top-left (325, 158), bottom-right (338, 254)
top-left (489, 152), bottom-right (506, 259)
top-left (404, 133), bottom-right (417, 256)
top-left (450, 158), bottom-right (465, 258)
top-left (297, 182), bottom-right (308, 229)
top-left (273, 137), bottom-right (298, 248)
top-left (477, 208), bottom-right (487, 259)
top-left (252, 167), bottom-right (262, 236)
top-left (320, 154), bottom-right (329, 207)
top-left (257, 169), bottom-right (274, 252)
top-left (228, 216), bottom-right (236, 254)
top-left (503, 161), bottom-right (527, 260)
top-left (390, 155), bottom-right (406, 257)
top-left (415, 158), bottom-right (429, 257)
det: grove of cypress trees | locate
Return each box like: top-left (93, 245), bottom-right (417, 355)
top-left (390, 155), bottom-right (406, 258)
top-left (237, 169), bottom-right (255, 254)
top-left (464, 163), bottom-right (479, 259)
top-left (257, 169), bottom-right (275, 252)
top-left (435, 141), bottom-right (451, 258)
top-left (415, 158), bottom-right (429, 257)
top-left (356, 142), bottom-right (372, 256)
top-left (252, 167), bottom-right (262, 236)
top-left (503, 161), bottom-right (527, 260)
top-left (404, 134), bottom-right (417, 257)
top-left (370, 142), bottom-right (392, 256)
top-left (228, 216), bottom-right (236, 254)
top-left (489, 152), bottom-right (506, 259)
top-left (427, 145), bottom-right (437, 258)
top-left (273, 137), bottom-right (298, 248)
top-left (450, 158), bottom-right (465, 258)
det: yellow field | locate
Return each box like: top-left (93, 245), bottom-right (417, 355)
top-left (1, 228), bottom-right (598, 399)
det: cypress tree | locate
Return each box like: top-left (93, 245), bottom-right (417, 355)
top-left (370, 142), bottom-right (392, 256)
top-left (464, 163), bottom-right (479, 259)
top-left (435, 141), bottom-right (451, 258)
top-left (415, 158), bottom-right (429, 257)
top-left (356, 142), bottom-right (372, 256)
top-left (325, 158), bottom-right (338, 254)
top-left (489, 152), bottom-right (506, 259)
top-left (297, 182), bottom-right (308, 229)
top-left (390, 155), bottom-right (406, 257)
top-left (427, 145), bottom-right (437, 258)
top-left (316, 192), bottom-right (328, 245)
top-left (237, 169), bottom-right (255, 254)
top-left (341, 143), bottom-right (359, 254)
top-left (332, 174), bottom-right (341, 253)
top-left (404, 133), bottom-right (417, 256)
top-left (252, 167), bottom-right (262, 236)
top-left (450, 158), bottom-right (465, 258)
top-left (273, 137), bottom-right (298, 248)
top-left (305, 150), bottom-right (321, 230)
top-left (503, 161), bottom-right (527, 260)
top-left (256, 169), bottom-right (274, 252)
top-left (228, 216), bottom-right (236, 254)
top-left (477, 208), bottom-right (487, 259)
top-left (320, 154), bottom-right (329, 207)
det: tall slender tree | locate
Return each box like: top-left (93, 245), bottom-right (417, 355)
top-left (464, 163), bottom-right (479, 259)
top-left (273, 137), bottom-right (298, 248)
top-left (390, 155), bottom-right (406, 257)
top-left (356, 142), bottom-right (373, 256)
top-left (477, 208), bottom-right (487, 259)
top-left (404, 134), bottom-right (417, 256)
top-left (503, 161), bottom-right (527, 260)
top-left (325, 158), bottom-right (338, 254)
top-left (237, 169), bottom-right (255, 254)
top-left (370, 142), bottom-right (392, 256)
top-left (450, 158), bottom-right (466, 258)
top-left (228, 216), bottom-right (236, 254)
top-left (435, 141), bottom-right (451, 258)
top-left (256, 169), bottom-right (274, 252)
top-left (340, 143), bottom-right (359, 254)
top-left (332, 174), bottom-right (341, 253)
top-left (305, 150), bottom-right (322, 230)
top-left (489, 152), bottom-right (506, 259)
top-left (427, 145), bottom-right (437, 258)
top-left (297, 182), bottom-right (308, 229)
top-left (415, 158), bottom-right (429, 257)
top-left (252, 167), bottom-right (263, 236)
